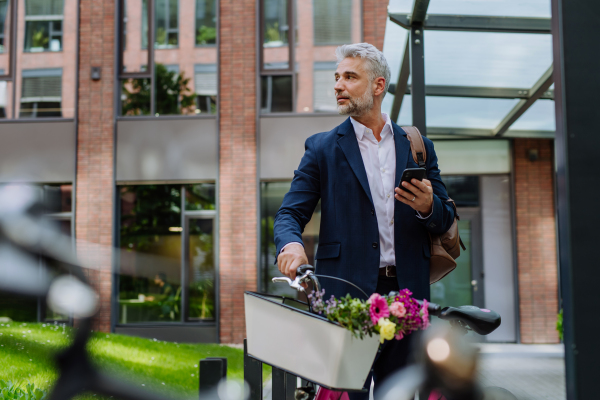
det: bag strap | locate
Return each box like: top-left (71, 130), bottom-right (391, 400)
top-left (402, 126), bottom-right (427, 168)
top-left (446, 198), bottom-right (467, 251)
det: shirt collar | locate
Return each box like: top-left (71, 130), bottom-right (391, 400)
top-left (350, 112), bottom-right (394, 142)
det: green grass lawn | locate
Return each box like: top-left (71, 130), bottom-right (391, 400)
top-left (0, 322), bottom-right (270, 398)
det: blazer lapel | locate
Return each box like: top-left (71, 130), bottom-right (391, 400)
top-left (392, 123), bottom-right (411, 188)
top-left (336, 118), bottom-right (374, 206)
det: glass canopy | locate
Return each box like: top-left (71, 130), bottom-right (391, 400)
top-left (382, 0), bottom-right (554, 139)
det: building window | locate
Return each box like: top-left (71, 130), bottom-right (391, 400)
top-left (261, 75), bottom-right (293, 113)
top-left (24, 0), bottom-right (64, 52)
top-left (260, 0), bottom-right (361, 114)
top-left (0, 0), bottom-right (8, 52)
top-left (121, 63), bottom-right (197, 116)
top-left (260, 182), bottom-right (320, 296)
top-left (194, 64), bottom-right (217, 114)
top-left (313, 61), bottom-right (337, 112)
top-left (313, 0), bottom-right (352, 45)
top-left (263, 0), bottom-right (288, 47)
top-left (143, 0), bottom-right (178, 49)
top-left (195, 0), bottom-right (216, 46)
top-left (118, 184), bottom-right (217, 324)
top-left (19, 68), bottom-right (62, 118)
top-left (0, 183), bottom-right (72, 323)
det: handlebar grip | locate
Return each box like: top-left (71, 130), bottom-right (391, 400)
top-left (296, 264), bottom-right (315, 277)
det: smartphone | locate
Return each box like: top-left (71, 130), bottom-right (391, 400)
top-left (399, 168), bottom-right (426, 196)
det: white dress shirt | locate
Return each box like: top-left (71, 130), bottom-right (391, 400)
top-left (350, 113), bottom-right (396, 268)
top-left (281, 113), bottom-right (432, 268)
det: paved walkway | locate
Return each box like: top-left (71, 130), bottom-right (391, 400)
top-left (262, 344), bottom-right (566, 400)
top-left (477, 344), bottom-right (566, 400)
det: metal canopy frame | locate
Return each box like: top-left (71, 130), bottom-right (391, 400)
top-left (389, 0), bottom-right (555, 138)
top-left (389, 13), bottom-right (551, 34)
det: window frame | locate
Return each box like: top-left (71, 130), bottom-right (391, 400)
top-left (259, 0), bottom-right (296, 113)
top-left (117, 0), bottom-right (219, 119)
top-left (23, 15), bottom-right (64, 53)
top-left (115, 183), bottom-right (219, 326)
top-left (194, 0), bottom-right (217, 47)
top-left (0, 0), bottom-right (18, 97)
top-left (19, 67), bottom-right (63, 118)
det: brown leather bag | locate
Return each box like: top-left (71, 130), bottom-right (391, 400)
top-left (402, 126), bottom-right (466, 284)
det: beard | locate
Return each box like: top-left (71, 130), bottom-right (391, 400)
top-left (337, 87), bottom-right (374, 117)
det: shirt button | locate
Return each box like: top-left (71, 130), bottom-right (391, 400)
top-left (372, 242), bottom-right (378, 249)
top-left (387, 194), bottom-right (390, 198)
top-left (371, 209), bottom-right (375, 215)
top-left (390, 219), bottom-right (394, 225)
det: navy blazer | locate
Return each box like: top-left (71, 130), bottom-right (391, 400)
top-left (273, 118), bottom-right (455, 302)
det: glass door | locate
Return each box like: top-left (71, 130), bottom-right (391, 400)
top-left (430, 207), bottom-right (484, 308)
top-left (184, 215), bottom-right (216, 322)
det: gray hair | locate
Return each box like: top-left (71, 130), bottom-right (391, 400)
top-left (335, 43), bottom-right (391, 98)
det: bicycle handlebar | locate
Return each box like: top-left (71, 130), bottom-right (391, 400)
top-left (273, 266), bottom-right (502, 336)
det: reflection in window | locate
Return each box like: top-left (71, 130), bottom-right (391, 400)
top-left (118, 184), bottom-right (216, 324)
top-left (20, 69), bottom-right (62, 118)
top-left (261, 75), bottom-right (292, 113)
top-left (143, 0), bottom-right (178, 49)
top-left (119, 185), bottom-right (183, 323)
top-left (0, 0), bottom-right (7, 52)
top-left (24, 0), bottom-right (64, 52)
top-left (0, 183), bottom-right (72, 323)
top-left (313, 0), bottom-right (351, 45)
top-left (263, 0), bottom-right (288, 47)
top-left (195, 0), bottom-right (216, 45)
top-left (194, 64), bottom-right (217, 114)
top-left (185, 183), bottom-right (216, 210)
top-left (121, 64), bottom-right (195, 116)
top-left (188, 218), bottom-right (215, 320)
top-left (444, 176), bottom-right (480, 207)
top-left (313, 62), bottom-right (336, 112)
top-left (260, 182), bottom-right (321, 296)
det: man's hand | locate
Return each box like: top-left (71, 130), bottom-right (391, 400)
top-left (395, 178), bottom-right (434, 215)
top-left (277, 243), bottom-right (308, 280)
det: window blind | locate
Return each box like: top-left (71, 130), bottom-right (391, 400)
top-left (313, 62), bottom-right (337, 112)
top-left (194, 64), bottom-right (217, 95)
top-left (313, 0), bottom-right (351, 45)
top-left (21, 76), bottom-right (62, 100)
top-left (25, 0), bottom-right (64, 16)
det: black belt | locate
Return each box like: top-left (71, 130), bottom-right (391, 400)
top-left (379, 265), bottom-right (396, 277)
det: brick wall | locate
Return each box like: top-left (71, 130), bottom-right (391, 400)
top-left (218, 0), bottom-right (257, 344)
top-left (76, 0), bottom-right (115, 332)
top-left (514, 139), bottom-right (559, 343)
top-left (362, 0), bottom-right (388, 50)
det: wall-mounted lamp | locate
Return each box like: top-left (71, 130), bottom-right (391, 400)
top-left (91, 67), bottom-right (101, 81)
top-left (528, 149), bottom-right (539, 162)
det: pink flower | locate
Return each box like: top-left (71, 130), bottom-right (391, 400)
top-left (389, 301), bottom-right (406, 318)
top-left (368, 293), bottom-right (390, 325)
top-left (421, 299), bottom-right (430, 329)
top-left (395, 331), bottom-right (404, 340)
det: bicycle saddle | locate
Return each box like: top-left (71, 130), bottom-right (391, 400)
top-left (438, 305), bottom-right (501, 335)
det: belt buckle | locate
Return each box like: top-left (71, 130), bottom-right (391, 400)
top-left (386, 265), bottom-right (394, 277)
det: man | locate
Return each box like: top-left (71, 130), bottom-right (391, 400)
top-left (273, 43), bottom-right (455, 397)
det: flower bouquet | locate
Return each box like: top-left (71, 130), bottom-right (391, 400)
top-left (308, 289), bottom-right (430, 343)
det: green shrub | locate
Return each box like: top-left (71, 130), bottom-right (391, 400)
top-left (556, 308), bottom-right (563, 341)
top-left (0, 381), bottom-right (47, 400)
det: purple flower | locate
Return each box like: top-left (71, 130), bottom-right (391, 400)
top-left (368, 293), bottom-right (390, 325)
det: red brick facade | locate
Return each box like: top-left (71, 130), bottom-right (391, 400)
top-left (218, 0), bottom-right (258, 344)
top-left (513, 139), bottom-right (559, 343)
top-left (362, 0), bottom-right (388, 50)
top-left (76, 0), bottom-right (116, 332)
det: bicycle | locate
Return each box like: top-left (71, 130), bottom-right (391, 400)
top-left (244, 265), bottom-right (516, 400)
